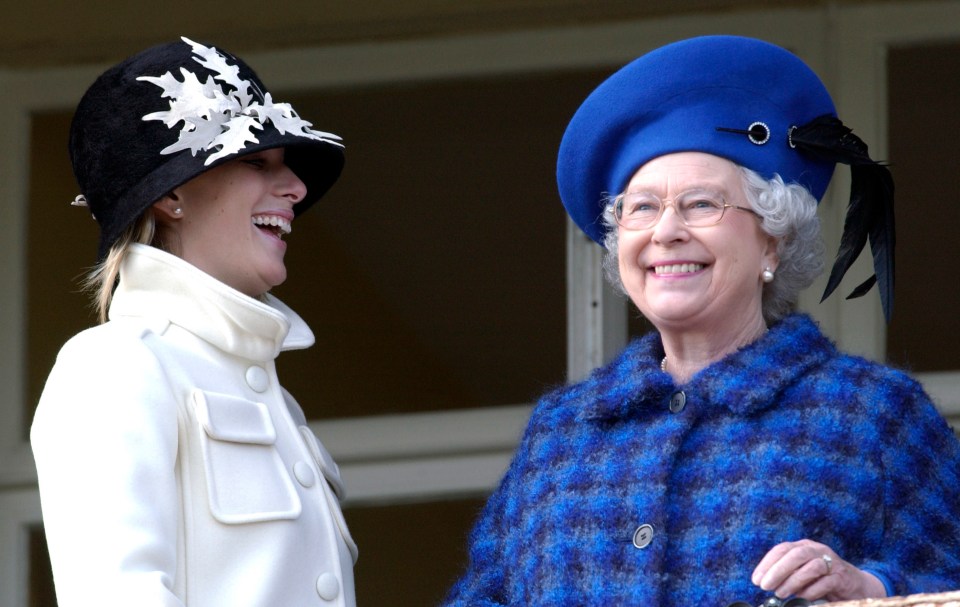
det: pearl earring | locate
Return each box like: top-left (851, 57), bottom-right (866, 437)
top-left (762, 267), bottom-right (775, 283)
top-left (173, 207), bottom-right (182, 215)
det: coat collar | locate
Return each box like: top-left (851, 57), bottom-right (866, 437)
top-left (580, 314), bottom-right (836, 422)
top-left (109, 244), bottom-right (314, 361)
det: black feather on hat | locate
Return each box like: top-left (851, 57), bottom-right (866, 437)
top-left (69, 36), bottom-right (345, 261)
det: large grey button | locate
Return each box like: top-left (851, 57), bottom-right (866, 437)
top-left (245, 366), bottom-right (269, 392)
top-left (316, 572), bottom-right (340, 600)
top-left (669, 391), bottom-right (686, 413)
top-left (293, 461), bottom-right (316, 488)
top-left (632, 524), bottom-right (654, 549)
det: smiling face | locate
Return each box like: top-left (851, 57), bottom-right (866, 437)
top-left (152, 147), bottom-right (307, 298)
top-left (616, 152), bottom-right (778, 335)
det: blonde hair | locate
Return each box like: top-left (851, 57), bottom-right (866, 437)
top-left (82, 212), bottom-right (157, 324)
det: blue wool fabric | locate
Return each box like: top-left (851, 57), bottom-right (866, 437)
top-left (443, 315), bottom-right (960, 606)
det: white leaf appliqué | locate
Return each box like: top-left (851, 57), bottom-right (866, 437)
top-left (207, 115), bottom-right (264, 164)
top-left (162, 112), bottom-right (227, 156)
top-left (137, 36), bottom-right (342, 165)
top-left (184, 37), bottom-right (254, 108)
top-left (252, 94), bottom-right (342, 142)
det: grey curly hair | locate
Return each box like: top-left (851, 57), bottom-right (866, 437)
top-left (600, 165), bottom-right (825, 325)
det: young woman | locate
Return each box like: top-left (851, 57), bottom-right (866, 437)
top-left (31, 37), bottom-right (357, 606)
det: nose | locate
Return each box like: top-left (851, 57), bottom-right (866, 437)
top-left (278, 163), bottom-right (307, 205)
top-left (650, 204), bottom-right (689, 244)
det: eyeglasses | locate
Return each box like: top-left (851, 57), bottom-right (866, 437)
top-left (613, 188), bottom-right (761, 230)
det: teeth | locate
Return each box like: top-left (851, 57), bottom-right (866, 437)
top-left (654, 263), bottom-right (704, 275)
top-left (252, 215), bottom-right (292, 236)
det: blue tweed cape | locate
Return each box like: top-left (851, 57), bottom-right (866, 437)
top-left (443, 314), bottom-right (960, 607)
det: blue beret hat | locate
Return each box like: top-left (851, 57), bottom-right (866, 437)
top-left (557, 34), bottom-right (896, 321)
top-left (557, 35), bottom-right (837, 245)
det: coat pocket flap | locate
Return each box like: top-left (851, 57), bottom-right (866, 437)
top-left (194, 390), bottom-right (276, 445)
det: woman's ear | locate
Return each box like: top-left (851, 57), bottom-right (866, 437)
top-left (152, 192), bottom-right (183, 221)
top-left (762, 234), bottom-right (780, 272)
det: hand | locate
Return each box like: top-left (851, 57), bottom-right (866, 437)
top-left (751, 539), bottom-right (887, 602)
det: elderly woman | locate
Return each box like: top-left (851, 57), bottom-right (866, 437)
top-left (31, 38), bottom-right (356, 606)
top-left (443, 36), bottom-right (960, 607)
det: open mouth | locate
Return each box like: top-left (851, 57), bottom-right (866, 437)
top-left (252, 215), bottom-right (292, 239)
top-left (653, 263), bottom-right (705, 275)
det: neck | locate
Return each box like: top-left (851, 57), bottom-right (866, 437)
top-left (659, 314), bottom-right (768, 383)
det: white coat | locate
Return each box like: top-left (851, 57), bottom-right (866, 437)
top-left (31, 244), bottom-right (358, 607)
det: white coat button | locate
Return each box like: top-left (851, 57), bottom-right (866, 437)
top-left (245, 366), bottom-right (269, 392)
top-left (293, 461), bottom-right (316, 487)
top-left (632, 524), bottom-right (654, 549)
top-left (316, 572), bottom-right (340, 600)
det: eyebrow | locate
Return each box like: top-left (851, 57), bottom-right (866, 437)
top-left (622, 185), bottom-right (729, 196)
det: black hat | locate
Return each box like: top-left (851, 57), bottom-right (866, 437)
top-left (70, 36), bottom-right (345, 260)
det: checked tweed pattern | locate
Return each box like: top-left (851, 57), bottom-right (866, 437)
top-left (443, 315), bottom-right (960, 607)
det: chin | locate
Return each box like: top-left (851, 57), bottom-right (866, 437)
top-left (264, 267), bottom-right (288, 291)
top-left (643, 302), bottom-right (704, 325)
top-left (238, 266), bottom-right (287, 299)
